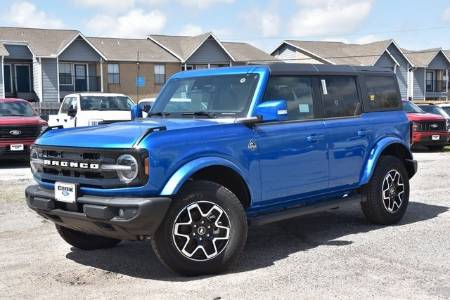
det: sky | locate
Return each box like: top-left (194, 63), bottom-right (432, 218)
top-left (1, 0), bottom-right (450, 52)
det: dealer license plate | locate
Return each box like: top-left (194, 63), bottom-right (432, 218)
top-left (10, 144), bottom-right (24, 151)
top-left (55, 182), bottom-right (77, 203)
top-left (432, 135), bottom-right (440, 141)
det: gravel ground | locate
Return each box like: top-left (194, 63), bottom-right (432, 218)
top-left (0, 151), bottom-right (449, 300)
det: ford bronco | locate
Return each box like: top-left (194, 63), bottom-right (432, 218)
top-left (26, 64), bottom-right (417, 276)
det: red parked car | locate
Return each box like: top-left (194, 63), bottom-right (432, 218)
top-left (402, 100), bottom-right (449, 150)
top-left (0, 99), bottom-right (47, 159)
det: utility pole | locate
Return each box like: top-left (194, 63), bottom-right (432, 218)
top-left (136, 50), bottom-right (140, 102)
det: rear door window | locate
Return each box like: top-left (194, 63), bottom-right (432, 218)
top-left (320, 76), bottom-right (361, 118)
top-left (263, 76), bottom-right (317, 121)
top-left (365, 76), bottom-right (401, 111)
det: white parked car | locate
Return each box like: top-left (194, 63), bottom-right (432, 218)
top-left (48, 93), bottom-right (134, 128)
top-left (138, 98), bottom-right (156, 118)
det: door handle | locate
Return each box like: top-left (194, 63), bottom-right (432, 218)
top-left (357, 129), bottom-right (372, 137)
top-left (306, 134), bottom-right (325, 142)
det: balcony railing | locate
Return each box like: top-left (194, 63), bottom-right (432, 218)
top-left (426, 80), bottom-right (448, 93)
top-left (59, 75), bottom-right (101, 92)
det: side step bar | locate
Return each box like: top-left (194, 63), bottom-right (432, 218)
top-left (249, 193), bottom-right (364, 226)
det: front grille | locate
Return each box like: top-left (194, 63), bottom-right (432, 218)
top-left (415, 121), bottom-right (447, 132)
top-left (0, 125), bottom-right (41, 139)
top-left (32, 146), bottom-right (148, 189)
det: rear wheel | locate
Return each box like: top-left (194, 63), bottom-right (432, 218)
top-left (361, 155), bottom-right (410, 225)
top-left (56, 225), bottom-right (121, 250)
top-left (152, 180), bottom-right (247, 276)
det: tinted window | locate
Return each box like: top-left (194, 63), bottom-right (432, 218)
top-left (322, 76), bottom-right (361, 118)
top-left (0, 101), bottom-right (34, 117)
top-left (80, 96), bottom-right (132, 111)
top-left (419, 105), bottom-right (449, 118)
top-left (60, 97), bottom-right (77, 114)
top-left (263, 76), bottom-right (316, 121)
top-left (365, 76), bottom-right (400, 111)
top-left (402, 101), bottom-right (424, 114)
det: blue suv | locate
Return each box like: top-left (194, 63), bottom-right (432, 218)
top-left (26, 64), bottom-right (417, 276)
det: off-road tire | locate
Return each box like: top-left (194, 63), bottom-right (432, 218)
top-left (56, 225), bottom-right (121, 250)
top-left (152, 180), bottom-right (248, 276)
top-left (361, 155), bottom-right (410, 225)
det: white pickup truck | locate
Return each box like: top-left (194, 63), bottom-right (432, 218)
top-left (48, 93), bottom-right (134, 128)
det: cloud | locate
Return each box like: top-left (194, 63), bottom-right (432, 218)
top-left (259, 11), bottom-right (280, 37)
top-left (353, 34), bottom-right (380, 44)
top-left (74, 0), bottom-right (135, 12)
top-left (179, 24), bottom-right (204, 36)
top-left (443, 7), bottom-right (450, 22)
top-left (289, 0), bottom-right (374, 37)
top-left (3, 1), bottom-right (64, 29)
top-left (177, 0), bottom-right (234, 9)
top-left (86, 9), bottom-right (166, 38)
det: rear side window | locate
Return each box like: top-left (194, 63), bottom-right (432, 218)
top-left (263, 76), bottom-right (316, 121)
top-left (365, 76), bottom-right (401, 111)
top-left (321, 76), bottom-right (361, 118)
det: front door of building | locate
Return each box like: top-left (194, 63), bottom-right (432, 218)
top-left (3, 65), bottom-right (12, 94)
top-left (74, 64), bottom-right (87, 92)
top-left (15, 65), bottom-right (31, 93)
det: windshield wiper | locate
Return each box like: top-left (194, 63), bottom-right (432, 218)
top-left (181, 111), bottom-right (216, 118)
top-left (148, 112), bottom-right (171, 117)
top-left (2, 114), bottom-right (26, 117)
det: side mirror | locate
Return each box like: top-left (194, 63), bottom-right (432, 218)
top-left (67, 106), bottom-right (77, 118)
top-left (131, 104), bottom-right (143, 120)
top-left (254, 100), bottom-right (288, 122)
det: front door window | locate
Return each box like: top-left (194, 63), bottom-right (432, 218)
top-left (75, 64), bottom-right (87, 91)
top-left (426, 71), bottom-right (434, 92)
top-left (15, 65), bottom-right (31, 93)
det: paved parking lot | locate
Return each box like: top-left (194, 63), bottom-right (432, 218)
top-left (0, 151), bottom-right (449, 299)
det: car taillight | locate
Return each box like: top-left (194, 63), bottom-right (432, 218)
top-left (409, 121), bottom-right (414, 145)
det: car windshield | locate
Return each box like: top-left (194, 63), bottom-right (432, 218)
top-left (439, 106), bottom-right (450, 117)
top-left (0, 101), bottom-right (35, 117)
top-left (402, 101), bottom-right (424, 113)
top-left (419, 105), bottom-right (450, 118)
top-left (150, 73), bottom-right (260, 118)
top-left (80, 96), bottom-right (133, 111)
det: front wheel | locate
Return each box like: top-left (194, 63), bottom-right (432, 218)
top-left (361, 155), bottom-right (410, 225)
top-left (151, 180), bottom-right (248, 276)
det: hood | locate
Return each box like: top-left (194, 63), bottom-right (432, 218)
top-left (36, 118), bottom-right (232, 148)
top-left (406, 112), bottom-right (446, 122)
top-left (0, 116), bottom-right (46, 126)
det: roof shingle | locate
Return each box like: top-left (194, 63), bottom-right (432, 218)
top-left (87, 37), bottom-right (179, 62)
top-left (0, 27), bottom-right (80, 57)
top-left (281, 39), bottom-right (393, 66)
top-left (221, 42), bottom-right (275, 62)
top-left (149, 33), bottom-right (212, 62)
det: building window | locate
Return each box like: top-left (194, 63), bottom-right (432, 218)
top-left (154, 64), bottom-right (166, 85)
top-left (59, 63), bottom-right (73, 85)
top-left (108, 64), bottom-right (120, 84)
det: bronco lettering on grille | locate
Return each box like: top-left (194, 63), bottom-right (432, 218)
top-left (43, 160), bottom-right (100, 169)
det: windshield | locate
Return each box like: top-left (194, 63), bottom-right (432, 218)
top-left (0, 101), bottom-right (35, 117)
top-left (80, 96), bottom-right (133, 111)
top-left (402, 101), bottom-right (424, 114)
top-left (441, 106), bottom-right (450, 116)
top-left (150, 73), bottom-right (260, 118)
top-left (419, 105), bottom-right (449, 118)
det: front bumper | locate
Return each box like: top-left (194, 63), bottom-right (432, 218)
top-left (25, 185), bottom-right (171, 240)
top-left (412, 131), bottom-right (449, 146)
top-left (0, 139), bottom-right (34, 159)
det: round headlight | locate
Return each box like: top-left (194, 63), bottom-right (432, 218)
top-left (30, 148), bottom-right (41, 173)
top-left (116, 154), bottom-right (139, 184)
